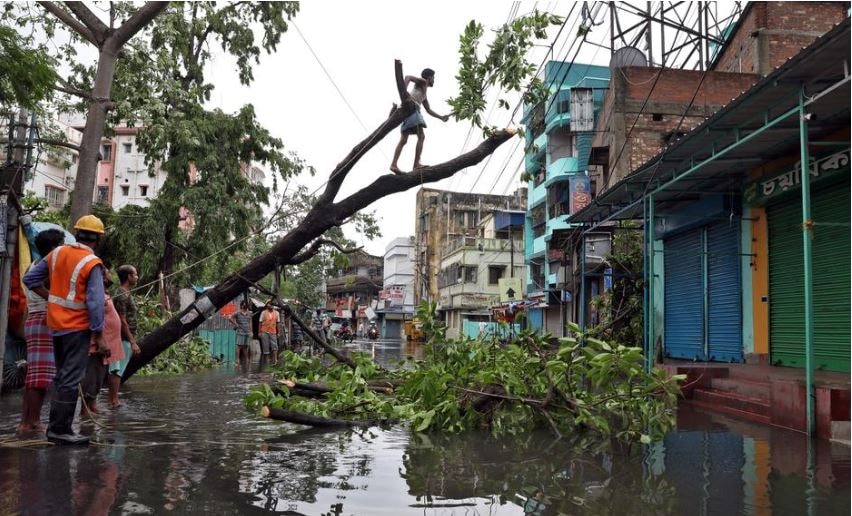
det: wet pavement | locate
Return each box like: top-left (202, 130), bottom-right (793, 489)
top-left (0, 339), bottom-right (849, 515)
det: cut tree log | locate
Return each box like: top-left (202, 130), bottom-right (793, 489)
top-left (261, 406), bottom-right (394, 428)
top-left (279, 378), bottom-right (394, 395)
top-left (122, 60), bottom-right (516, 382)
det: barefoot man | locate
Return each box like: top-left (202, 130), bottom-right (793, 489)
top-left (390, 68), bottom-right (451, 174)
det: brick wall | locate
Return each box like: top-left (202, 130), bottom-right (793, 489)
top-left (593, 67), bottom-right (758, 191)
top-left (714, 2), bottom-right (847, 75)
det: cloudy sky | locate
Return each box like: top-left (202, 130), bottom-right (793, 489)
top-left (204, 1), bottom-right (613, 256)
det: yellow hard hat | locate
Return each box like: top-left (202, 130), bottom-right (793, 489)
top-left (73, 215), bottom-right (105, 235)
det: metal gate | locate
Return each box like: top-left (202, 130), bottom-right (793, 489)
top-left (706, 221), bottom-right (743, 362)
top-left (664, 229), bottom-right (705, 360)
top-left (768, 180), bottom-right (850, 372)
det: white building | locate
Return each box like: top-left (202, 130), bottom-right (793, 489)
top-left (437, 210), bottom-right (525, 339)
top-left (25, 118), bottom-right (82, 209)
top-left (378, 236), bottom-right (416, 339)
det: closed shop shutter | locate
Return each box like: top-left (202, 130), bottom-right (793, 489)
top-left (768, 180), bottom-right (850, 372)
top-left (664, 229), bottom-right (705, 360)
top-left (528, 308), bottom-right (544, 332)
top-left (706, 221), bottom-right (743, 362)
top-left (384, 320), bottom-right (401, 340)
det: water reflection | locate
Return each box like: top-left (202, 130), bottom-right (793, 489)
top-left (0, 346), bottom-right (848, 515)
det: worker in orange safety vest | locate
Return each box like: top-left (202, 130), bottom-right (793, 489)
top-left (23, 215), bottom-right (110, 445)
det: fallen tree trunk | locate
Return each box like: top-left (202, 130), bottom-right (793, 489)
top-left (261, 406), bottom-right (394, 427)
top-left (122, 59), bottom-right (516, 382)
top-left (279, 379), bottom-right (394, 395)
top-left (281, 305), bottom-right (355, 369)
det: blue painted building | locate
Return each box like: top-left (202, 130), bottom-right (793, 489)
top-left (522, 61), bottom-right (610, 336)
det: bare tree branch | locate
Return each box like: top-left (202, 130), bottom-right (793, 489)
top-left (331, 128), bottom-right (518, 221)
top-left (36, 138), bottom-right (81, 152)
top-left (289, 238), bottom-right (361, 265)
top-left (110, 1), bottom-right (169, 49)
top-left (316, 60), bottom-right (416, 206)
top-left (63, 1), bottom-right (109, 42)
top-left (37, 1), bottom-right (98, 45)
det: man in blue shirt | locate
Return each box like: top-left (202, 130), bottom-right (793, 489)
top-left (24, 215), bottom-right (108, 445)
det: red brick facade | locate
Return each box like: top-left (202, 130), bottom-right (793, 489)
top-left (592, 68), bottom-right (758, 192)
top-left (591, 1), bottom-right (847, 195)
top-left (713, 2), bottom-right (848, 75)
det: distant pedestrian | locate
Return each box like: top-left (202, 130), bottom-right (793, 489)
top-left (23, 215), bottom-right (109, 445)
top-left (389, 68), bottom-right (450, 174)
top-left (290, 320), bottom-right (303, 352)
top-left (230, 301), bottom-right (253, 365)
top-left (357, 322), bottom-right (364, 339)
top-left (17, 228), bottom-right (65, 434)
top-left (109, 265), bottom-right (141, 408)
top-left (259, 303), bottom-right (279, 364)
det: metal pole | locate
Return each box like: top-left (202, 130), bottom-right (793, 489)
top-left (647, 194), bottom-right (655, 373)
top-left (702, 227), bottom-right (709, 360)
top-left (580, 233), bottom-right (586, 332)
top-left (798, 91), bottom-right (816, 437)
top-left (642, 196), bottom-right (648, 370)
top-left (0, 202), bottom-right (14, 395)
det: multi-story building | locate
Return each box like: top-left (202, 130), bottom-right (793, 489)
top-left (521, 61), bottom-right (610, 336)
top-left (377, 236), bottom-right (417, 339)
top-left (94, 126), bottom-right (169, 209)
top-left (437, 210), bottom-right (525, 339)
top-left (24, 118), bottom-right (81, 209)
top-left (414, 187), bottom-right (527, 304)
top-left (325, 249), bottom-right (384, 330)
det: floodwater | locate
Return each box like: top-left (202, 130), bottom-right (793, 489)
top-left (0, 339), bottom-right (849, 515)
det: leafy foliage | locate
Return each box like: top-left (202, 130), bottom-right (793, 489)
top-left (0, 25), bottom-right (57, 109)
top-left (448, 11), bottom-right (563, 132)
top-left (246, 302), bottom-right (683, 444)
top-left (133, 298), bottom-right (219, 375)
top-left (589, 223), bottom-right (644, 346)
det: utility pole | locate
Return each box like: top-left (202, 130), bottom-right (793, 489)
top-left (0, 108), bottom-right (32, 394)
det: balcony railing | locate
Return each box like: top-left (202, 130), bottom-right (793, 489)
top-left (441, 237), bottom-right (522, 258)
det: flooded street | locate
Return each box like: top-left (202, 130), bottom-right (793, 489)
top-left (1, 339), bottom-right (849, 515)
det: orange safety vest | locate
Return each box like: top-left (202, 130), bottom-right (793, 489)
top-left (259, 310), bottom-right (278, 334)
top-left (45, 243), bottom-right (103, 331)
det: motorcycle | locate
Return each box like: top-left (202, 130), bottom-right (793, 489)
top-left (334, 326), bottom-right (355, 343)
top-left (366, 325), bottom-right (379, 340)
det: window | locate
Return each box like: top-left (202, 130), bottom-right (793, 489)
top-left (488, 265), bottom-right (506, 285)
top-left (44, 185), bottom-right (65, 207)
top-left (71, 154), bottom-right (77, 164)
top-left (96, 186), bottom-right (109, 205)
top-left (123, 142), bottom-right (133, 153)
top-left (139, 185), bottom-right (148, 197)
top-left (121, 185), bottom-right (129, 196)
top-left (464, 266), bottom-right (477, 283)
top-left (101, 144), bottom-right (112, 161)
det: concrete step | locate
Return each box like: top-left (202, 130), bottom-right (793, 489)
top-left (690, 388), bottom-right (772, 425)
top-left (710, 377), bottom-right (770, 400)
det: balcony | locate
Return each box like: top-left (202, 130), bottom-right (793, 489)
top-left (442, 236), bottom-right (521, 259)
top-left (545, 157), bottom-right (579, 186)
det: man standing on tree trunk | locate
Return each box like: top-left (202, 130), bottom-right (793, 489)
top-left (390, 68), bottom-right (450, 174)
top-left (23, 215), bottom-right (110, 445)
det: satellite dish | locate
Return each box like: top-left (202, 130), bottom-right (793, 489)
top-left (610, 46), bottom-right (647, 68)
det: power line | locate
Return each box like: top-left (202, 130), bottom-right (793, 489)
top-left (465, 2), bottom-right (585, 194)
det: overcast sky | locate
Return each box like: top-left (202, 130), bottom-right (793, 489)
top-left (204, 1), bottom-right (614, 256)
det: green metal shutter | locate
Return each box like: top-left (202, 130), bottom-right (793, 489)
top-left (768, 181), bottom-right (850, 372)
